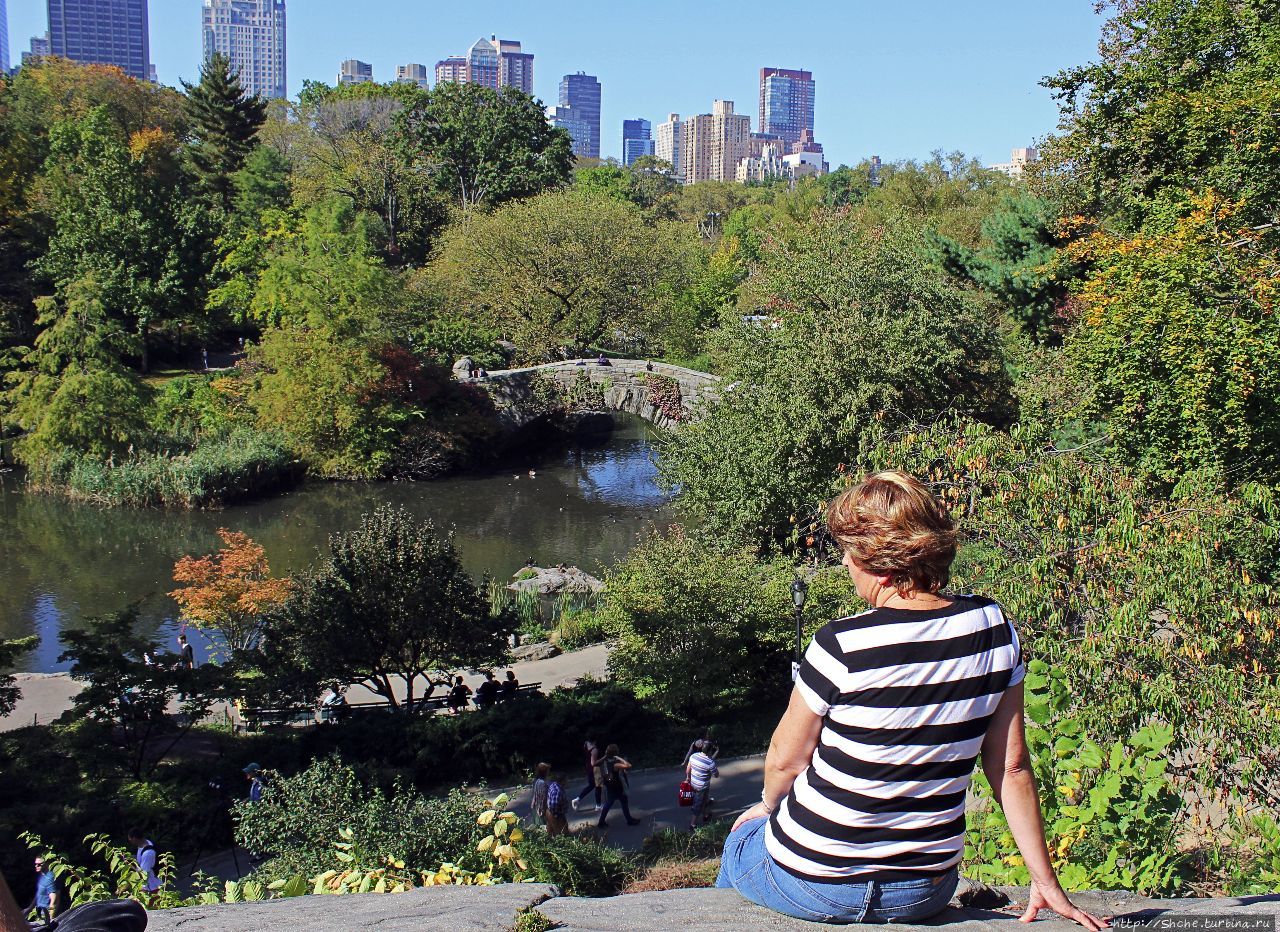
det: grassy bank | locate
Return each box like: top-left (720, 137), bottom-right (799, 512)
top-left (24, 430), bottom-right (302, 509)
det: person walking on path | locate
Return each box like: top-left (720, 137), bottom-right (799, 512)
top-left (545, 772), bottom-right (569, 836)
top-left (244, 763), bottom-right (265, 802)
top-left (570, 740), bottom-right (602, 811)
top-left (126, 828), bottom-right (161, 897)
top-left (29, 855), bottom-right (60, 924)
top-left (685, 739), bottom-right (719, 830)
top-left (177, 634), bottom-right (195, 670)
top-left (596, 744), bottom-right (640, 828)
top-left (716, 471), bottom-right (1109, 928)
top-left (530, 762), bottom-right (551, 823)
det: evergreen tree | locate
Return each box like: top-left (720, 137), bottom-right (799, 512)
top-left (182, 52), bottom-right (268, 208)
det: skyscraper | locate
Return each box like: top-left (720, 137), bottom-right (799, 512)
top-left (48, 0), bottom-right (151, 81)
top-left (23, 32), bottom-right (51, 65)
top-left (655, 113), bottom-right (682, 179)
top-left (1, 0), bottom-right (10, 74)
top-left (622, 119), bottom-right (653, 167)
top-left (202, 0), bottom-right (286, 100)
top-left (466, 37), bottom-right (498, 88)
top-left (759, 67), bottom-right (815, 148)
top-left (558, 72), bottom-right (600, 160)
top-left (680, 100), bottom-right (749, 185)
top-left (546, 105), bottom-right (589, 157)
top-left (396, 63), bottom-right (429, 89)
top-left (495, 37), bottom-right (532, 95)
top-left (434, 56), bottom-right (466, 85)
top-left (337, 59), bottom-right (372, 85)
top-left (436, 36), bottom-right (533, 93)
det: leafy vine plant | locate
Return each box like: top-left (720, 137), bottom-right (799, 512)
top-left (21, 796), bottom-right (529, 913)
top-left (643, 374), bottom-right (684, 422)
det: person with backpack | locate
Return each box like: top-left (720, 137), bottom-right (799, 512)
top-left (126, 828), bottom-right (161, 897)
top-left (570, 739), bottom-right (602, 812)
top-left (597, 744), bottom-right (641, 828)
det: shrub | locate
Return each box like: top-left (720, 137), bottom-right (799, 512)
top-left (234, 756), bottom-right (489, 879)
top-left (641, 822), bottom-right (730, 863)
top-left (518, 828), bottom-right (636, 896)
top-left (964, 660), bottom-right (1188, 896)
top-left (24, 429), bottom-right (299, 508)
top-left (550, 609), bottom-right (609, 650)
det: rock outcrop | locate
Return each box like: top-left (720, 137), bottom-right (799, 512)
top-left (144, 883), bottom-right (1280, 932)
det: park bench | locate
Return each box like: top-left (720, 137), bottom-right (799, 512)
top-left (238, 705), bottom-right (316, 731)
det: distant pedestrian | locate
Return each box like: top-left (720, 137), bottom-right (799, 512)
top-left (570, 740), bottom-right (602, 812)
top-left (126, 829), bottom-right (161, 896)
top-left (597, 744), bottom-right (640, 828)
top-left (685, 740), bottom-right (719, 829)
top-left (500, 670), bottom-right (519, 701)
top-left (201, 347), bottom-right (209, 370)
top-left (447, 675), bottom-right (472, 714)
top-left (545, 772), bottom-right (569, 836)
top-left (29, 856), bottom-right (60, 924)
top-left (177, 634), bottom-right (195, 670)
top-left (243, 763), bottom-right (265, 802)
top-left (475, 671), bottom-right (500, 709)
top-left (596, 354), bottom-right (610, 366)
top-left (531, 762), bottom-right (551, 822)
top-left (645, 360), bottom-right (654, 372)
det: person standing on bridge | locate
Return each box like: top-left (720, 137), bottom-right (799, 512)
top-left (716, 471), bottom-right (1109, 928)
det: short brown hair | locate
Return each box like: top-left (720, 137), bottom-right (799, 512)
top-left (826, 470), bottom-right (958, 596)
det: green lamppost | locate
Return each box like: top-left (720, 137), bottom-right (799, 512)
top-left (790, 576), bottom-right (809, 681)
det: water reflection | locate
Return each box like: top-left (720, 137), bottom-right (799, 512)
top-left (0, 417), bottom-right (670, 672)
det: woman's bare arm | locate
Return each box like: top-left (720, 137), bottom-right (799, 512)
top-left (981, 683), bottom-right (1109, 930)
top-left (733, 688), bottom-right (823, 830)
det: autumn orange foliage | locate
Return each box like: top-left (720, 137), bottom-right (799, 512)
top-left (170, 529), bottom-right (292, 652)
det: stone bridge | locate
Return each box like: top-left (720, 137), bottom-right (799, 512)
top-left (456, 358), bottom-right (721, 432)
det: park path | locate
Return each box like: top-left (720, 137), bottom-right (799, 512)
top-left (493, 755), bottom-right (767, 852)
top-left (1, 643), bottom-right (612, 732)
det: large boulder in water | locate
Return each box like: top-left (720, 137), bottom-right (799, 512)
top-left (508, 565), bottom-right (603, 595)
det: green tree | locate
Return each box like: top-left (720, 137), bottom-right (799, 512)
top-left (230, 144), bottom-right (292, 226)
top-left (4, 276), bottom-right (149, 463)
top-left (658, 212), bottom-right (1012, 547)
top-left (259, 505), bottom-right (509, 711)
top-left (291, 83), bottom-right (440, 261)
top-left (431, 189), bottom-right (698, 360)
top-left (399, 82), bottom-right (573, 211)
top-left (182, 51), bottom-right (267, 209)
top-left (603, 531), bottom-right (858, 716)
top-left (58, 607), bottom-right (231, 780)
top-left (936, 192), bottom-right (1071, 343)
top-left (0, 636), bottom-right (37, 717)
top-left (34, 108), bottom-right (214, 371)
top-left (1065, 194), bottom-right (1280, 484)
top-left (1039, 0), bottom-right (1280, 227)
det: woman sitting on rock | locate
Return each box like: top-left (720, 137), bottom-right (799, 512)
top-left (717, 471), bottom-right (1109, 928)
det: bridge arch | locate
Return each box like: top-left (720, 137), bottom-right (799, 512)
top-left (457, 359), bottom-right (720, 431)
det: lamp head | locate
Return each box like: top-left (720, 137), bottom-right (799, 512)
top-left (790, 576), bottom-right (809, 609)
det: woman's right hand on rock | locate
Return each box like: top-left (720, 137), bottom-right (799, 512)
top-left (1019, 880), bottom-right (1110, 929)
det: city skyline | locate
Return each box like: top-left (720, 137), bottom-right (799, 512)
top-left (3, 1), bottom-right (1106, 166)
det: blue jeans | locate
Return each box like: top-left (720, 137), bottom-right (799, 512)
top-left (716, 817), bottom-right (959, 924)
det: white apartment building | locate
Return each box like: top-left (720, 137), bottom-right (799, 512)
top-left (202, 0), bottom-right (287, 100)
top-left (655, 113), bottom-right (682, 179)
top-left (988, 146), bottom-right (1039, 178)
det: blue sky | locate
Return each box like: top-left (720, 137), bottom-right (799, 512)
top-left (5, 1), bottom-right (1105, 166)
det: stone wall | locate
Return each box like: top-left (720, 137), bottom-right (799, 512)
top-left (145, 883), bottom-right (1280, 932)
top-left (459, 359), bottom-right (721, 432)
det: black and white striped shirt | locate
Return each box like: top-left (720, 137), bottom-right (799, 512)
top-left (766, 594), bottom-right (1024, 883)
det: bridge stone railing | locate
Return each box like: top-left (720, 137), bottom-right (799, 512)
top-left (457, 358), bottom-right (721, 431)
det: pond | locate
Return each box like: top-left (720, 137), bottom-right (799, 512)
top-left (0, 417), bottom-right (671, 672)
